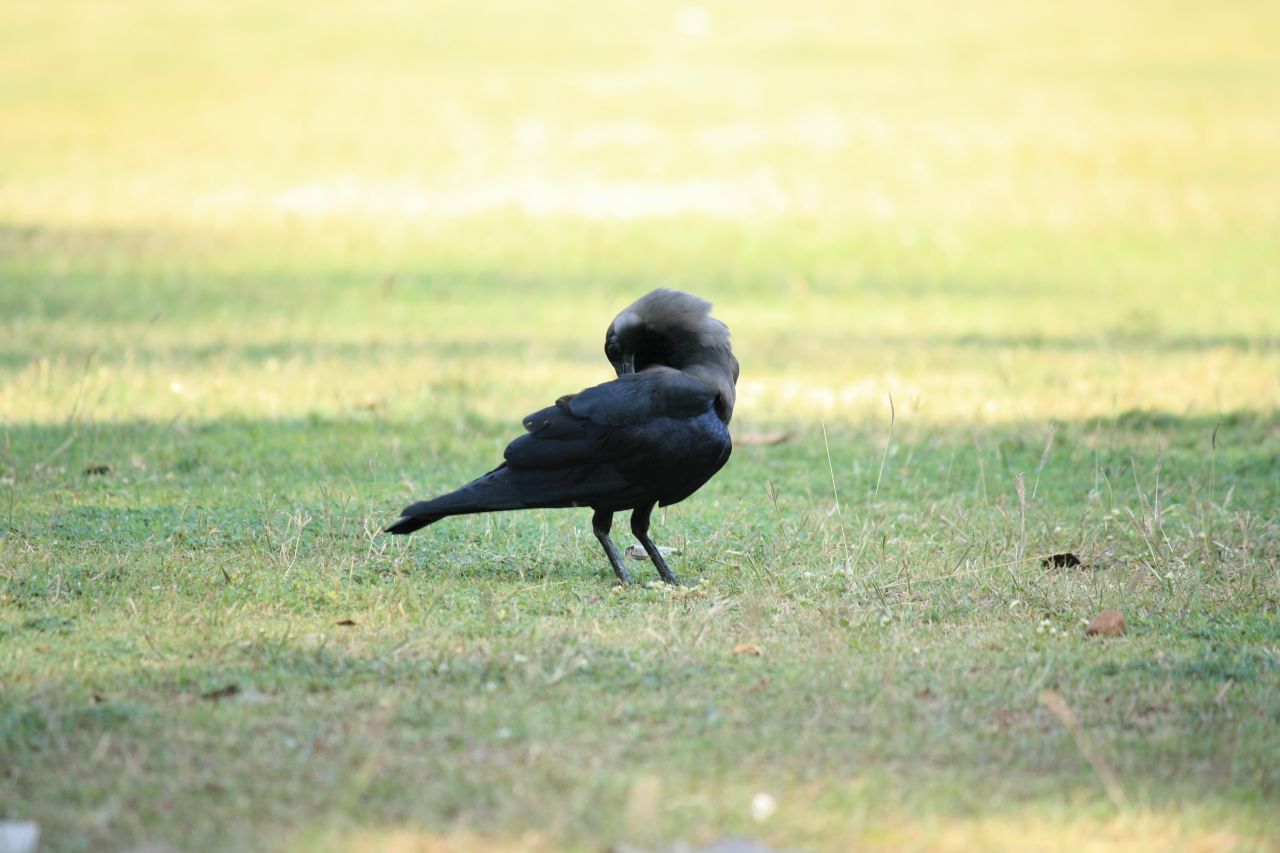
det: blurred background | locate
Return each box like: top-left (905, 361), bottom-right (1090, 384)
top-left (2, 0), bottom-right (1277, 425)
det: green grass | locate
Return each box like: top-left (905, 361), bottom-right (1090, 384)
top-left (2, 0), bottom-right (1279, 850)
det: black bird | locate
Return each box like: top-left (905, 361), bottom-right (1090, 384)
top-left (386, 288), bottom-right (739, 584)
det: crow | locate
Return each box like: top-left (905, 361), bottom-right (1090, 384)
top-left (386, 288), bottom-right (739, 585)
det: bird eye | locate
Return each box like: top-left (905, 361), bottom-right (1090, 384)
top-left (605, 342), bottom-right (621, 361)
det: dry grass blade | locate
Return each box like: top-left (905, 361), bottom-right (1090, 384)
top-left (1040, 689), bottom-right (1130, 811)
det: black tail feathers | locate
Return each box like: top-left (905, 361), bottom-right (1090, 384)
top-left (385, 467), bottom-right (525, 535)
top-left (384, 510), bottom-right (443, 535)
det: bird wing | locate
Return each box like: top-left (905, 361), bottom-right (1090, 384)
top-left (500, 369), bottom-right (722, 508)
top-left (511, 368), bottom-right (715, 465)
top-left (562, 367), bottom-right (716, 425)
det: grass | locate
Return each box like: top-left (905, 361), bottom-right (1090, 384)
top-left (2, 0), bottom-right (1279, 850)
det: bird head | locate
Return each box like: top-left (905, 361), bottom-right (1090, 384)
top-left (605, 288), bottom-right (740, 422)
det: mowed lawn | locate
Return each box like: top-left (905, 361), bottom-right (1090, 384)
top-left (2, 1), bottom-right (1279, 850)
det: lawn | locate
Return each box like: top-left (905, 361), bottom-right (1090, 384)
top-left (2, 1), bottom-right (1278, 850)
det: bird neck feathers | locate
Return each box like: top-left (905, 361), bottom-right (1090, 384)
top-left (684, 360), bottom-right (737, 425)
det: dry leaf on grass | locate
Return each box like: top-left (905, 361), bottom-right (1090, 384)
top-left (624, 544), bottom-right (681, 561)
top-left (1085, 610), bottom-right (1125, 637)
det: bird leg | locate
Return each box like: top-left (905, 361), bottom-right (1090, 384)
top-left (592, 509), bottom-right (633, 584)
top-left (630, 502), bottom-right (680, 585)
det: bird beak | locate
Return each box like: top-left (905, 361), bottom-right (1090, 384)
top-left (616, 355), bottom-right (635, 376)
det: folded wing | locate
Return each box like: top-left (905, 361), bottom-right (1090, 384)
top-left (503, 368), bottom-right (725, 509)
top-left (387, 369), bottom-right (730, 533)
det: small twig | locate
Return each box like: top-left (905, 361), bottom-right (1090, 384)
top-left (820, 421), bottom-right (852, 572)
top-left (37, 428), bottom-right (81, 470)
top-left (65, 348), bottom-right (98, 426)
top-left (1031, 423), bottom-right (1057, 500)
top-left (872, 392), bottom-right (896, 503)
top-left (1040, 689), bottom-right (1129, 811)
top-left (1153, 442), bottom-right (1163, 535)
top-left (1205, 423), bottom-right (1220, 568)
top-left (1124, 507), bottom-right (1169, 593)
top-left (141, 632), bottom-right (171, 661)
top-left (973, 433), bottom-right (989, 503)
top-left (1014, 473), bottom-right (1027, 565)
